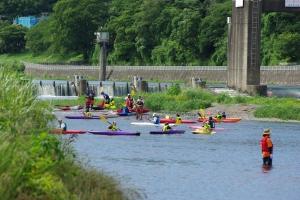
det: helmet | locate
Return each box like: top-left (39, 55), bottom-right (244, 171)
top-left (209, 116), bottom-right (212, 120)
top-left (222, 112), bottom-right (225, 114)
top-left (101, 91), bottom-right (104, 95)
top-left (153, 113), bottom-right (156, 117)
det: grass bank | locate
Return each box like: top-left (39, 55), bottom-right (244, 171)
top-left (0, 68), bottom-right (141, 200)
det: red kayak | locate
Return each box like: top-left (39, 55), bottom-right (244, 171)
top-left (53, 129), bottom-right (87, 134)
top-left (160, 119), bottom-right (197, 124)
top-left (117, 108), bottom-right (149, 113)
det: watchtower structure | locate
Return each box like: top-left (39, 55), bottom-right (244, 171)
top-left (228, 0), bottom-right (300, 95)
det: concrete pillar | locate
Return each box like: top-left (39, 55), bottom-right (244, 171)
top-left (79, 80), bottom-right (87, 96)
top-left (137, 80), bottom-right (147, 92)
top-left (99, 43), bottom-right (106, 81)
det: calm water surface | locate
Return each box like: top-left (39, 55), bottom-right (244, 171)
top-left (56, 111), bottom-right (300, 200)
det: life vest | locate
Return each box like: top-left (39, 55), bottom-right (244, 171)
top-left (261, 137), bottom-right (269, 151)
top-left (203, 124), bottom-right (210, 130)
top-left (162, 125), bottom-right (171, 131)
top-left (86, 112), bottom-right (92, 118)
top-left (176, 117), bottom-right (182, 123)
top-left (216, 114), bottom-right (222, 120)
top-left (60, 122), bottom-right (67, 131)
top-left (209, 120), bottom-right (215, 128)
top-left (111, 125), bottom-right (117, 131)
top-left (154, 116), bottom-right (160, 124)
top-left (137, 99), bottom-right (144, 106)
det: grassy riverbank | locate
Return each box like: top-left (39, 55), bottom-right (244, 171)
top-left (0, 68), bottom-right (141, 200)
top-left (50, 83), bottom-right (300, 121)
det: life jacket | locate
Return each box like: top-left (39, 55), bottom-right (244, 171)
top-left (176, 116), bottom-right (182, 123)
top-left (86, 112), bottom-right (92, 118)
top-left (162, 125), bottom-right (171, 131)
top-left (209, 120), bottom-right (215, 128)
top-left (203, 124), bottom-right (210, 130)
top-left (110, 125), bottom-right (117, 131)
top-left (60, 122), bottom-right (67, 131)
top-left (261, 137), bottom-right (269, 151)
top-left (216, 114), bottom-right (222, 120)
top-left (154, 116), bottom-right (160, 124)
top-left (137, 99), bottom-right (144, 106)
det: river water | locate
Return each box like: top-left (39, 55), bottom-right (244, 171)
top-left (55, 111), bottom-right (300, 200)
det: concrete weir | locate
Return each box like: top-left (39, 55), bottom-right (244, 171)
top-left (228, 0), bottom-right (300, 95)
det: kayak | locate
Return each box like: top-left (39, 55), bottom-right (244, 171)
top-left (65, 114), bottom-right (118, 119)
top-left (149, 130), bottom-right (185, 134)
top-left (59, 106), bottom-right (84, 110)
top-left (117, 108), bottom-right (149, 113)
top-left (160, 119), bottom-right (197, 124)
top-left (53, 129), bottom-right (87, 134)
top-left (88, 130), bottom-right (141, 136)
top-left (189, 126), bottom-right (229, 130)
top-left (131, 122), bottom-right (177, 127)
top-left (117, 112), bottom-right (135, 116)
top-left (197, 117), bottom-right (242, 123)
top-left (198, 117), bottom-right (242, 122)
top-left (192, 129), bottom-right (216, 134)
top-left (91, 106), bottom-right (105, 110)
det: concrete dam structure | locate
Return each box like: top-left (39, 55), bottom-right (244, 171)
top-left (228, 0), bottom-right (300, 95)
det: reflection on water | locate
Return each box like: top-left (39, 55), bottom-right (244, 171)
top-left (55, 111), bottom-right (300, 200)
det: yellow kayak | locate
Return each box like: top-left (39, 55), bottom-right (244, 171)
top-left (192, 129), bottom-right (216, 134)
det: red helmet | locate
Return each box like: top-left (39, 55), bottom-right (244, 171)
top-left (100, 91), bottom-right (104, 95)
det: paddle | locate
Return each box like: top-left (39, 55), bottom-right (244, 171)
top-left (99, 116), bottom-right (122, 131)
top-left (131, 90), bottom-right (135, 97)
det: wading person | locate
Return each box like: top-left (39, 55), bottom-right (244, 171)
top-left (260, 129), bottom-right (273, 166)
top-left (135, 95), bottom-right (144, 120)
top-left (57, 118), bottom-right (67, 131)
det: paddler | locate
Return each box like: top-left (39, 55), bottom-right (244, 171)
top-left (84, 111), bottom-right (92, 118)
top-left (162, 122), bottom-right (172, 131)
top-left (176, 114), bottom-right (182, 124)
top-left (260, 129), bottom-right (273, 166)
top-left (208, 116), bottom-right (215, 129)
top-left (203, 120), bottom-right (211, 131)
top-left (152, 113), bottom-right (160, 124)
top-left (215, 111), bottom-right (222, 120)
top-left (108, 121), bottom-right (117, 131)
top-left (57, 118), bottom-right (67, 131)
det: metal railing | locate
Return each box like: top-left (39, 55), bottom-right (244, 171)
top-left (22, 61), bottom-right (300, 71)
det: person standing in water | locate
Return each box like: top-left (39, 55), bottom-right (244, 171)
top-left (260, 129), bottom-right (273, 166)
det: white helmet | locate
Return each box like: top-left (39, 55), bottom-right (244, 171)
top-left (153, 113), bottom-right (156, 117)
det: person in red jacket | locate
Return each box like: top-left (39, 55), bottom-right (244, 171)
top-left (260, 129), bottom-right (273, 166)
top-left (85, 95), bottom-right (92, 112)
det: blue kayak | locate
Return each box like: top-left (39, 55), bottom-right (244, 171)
top-left (117, 112), bottom-right (135, 116)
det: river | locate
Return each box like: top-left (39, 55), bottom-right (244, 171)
top-left (55, 111), bottom-right (300, 200)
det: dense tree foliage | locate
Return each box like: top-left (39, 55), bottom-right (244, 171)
top-left (0, 23), bottom-right (27, 53)
top-left (0, 0), bottom-right (57, 20)
top-left (2, 0), bottom-right (300, 65)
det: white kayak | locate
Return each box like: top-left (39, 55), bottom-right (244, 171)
top-left (131, 122), bottom-right (177, 127)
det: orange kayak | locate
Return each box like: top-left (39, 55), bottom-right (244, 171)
top-left (198, 117), bottom-right (242, 123)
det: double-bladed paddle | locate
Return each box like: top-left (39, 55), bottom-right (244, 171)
top-left (99, 116), bottom-right (122, 131)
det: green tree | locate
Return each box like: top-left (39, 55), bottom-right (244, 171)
top-left (274, 33), bottom-right (300, 62)
top-left (0, 0), bottom-right (57, 20)
top-left (25, 19), bottom-right (52, 55)
top-left (0, 24), bottom-right (28, 53)
top-left (50, 0), bottom-right (105, 60)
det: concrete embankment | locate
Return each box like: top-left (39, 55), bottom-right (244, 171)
top-left (24, 65), bottom-right (300, 84)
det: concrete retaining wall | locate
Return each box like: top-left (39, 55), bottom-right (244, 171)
top-left (25, 68), bottom-right (300, 85)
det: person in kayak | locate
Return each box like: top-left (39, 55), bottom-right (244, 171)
top-left (260, 129), bottom-right (273, 166)
top-left (162, 122), bottom-right (172, 131)
top-left (108, 121), bottom-right (117, 131)
top-left (152, 113), bottom-right (160, 124)
top-left (84, 111), bottom-right (92, 118)
top-left (208, 116), bottom-right (215, 129)
top-left (57, 118), bottom-right (67, 131)
top-left (176, 114), bottom-right (182, 124)
top-left (215, 111), bottom-right (222, 120)
top-left (121, 104), bottom-right (129, 114)
top-left (109, 98), bottom-right (116, 110)
top-left (203, 121), bottom-right (211, 131)
top-left (101, 91), bottom-right (110, 104)
top-left (221, 112), bottom-right (226, 119)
